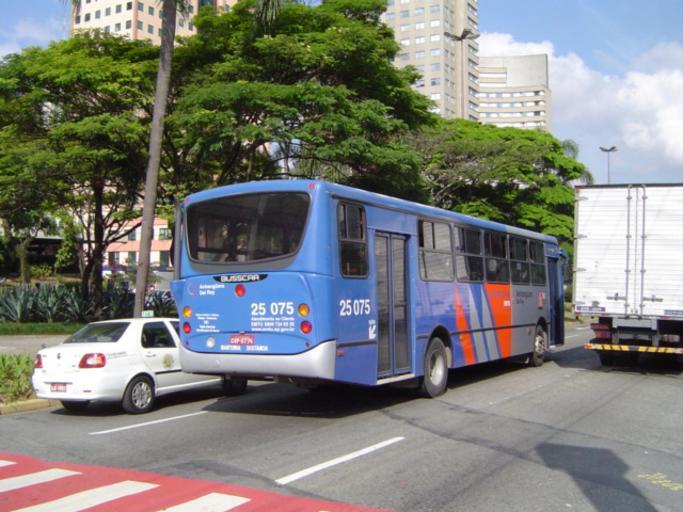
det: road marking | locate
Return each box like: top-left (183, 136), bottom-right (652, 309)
top-left (577, 326), bottom-right (591, 331)
top-left (275, 436), bottom-right (405, 486)
top-left (0, 468), bottom-right (80, 492)
top-left (565, 334), bottom-right (579, 339)
top-left (159, 492), bottom-right (251, 511)
top-left (89, 411), bottom-right (208, 435)
top-left (0, 460), bottom-right (16, 468)
top-left (13, 480), bottom-right (158, 511)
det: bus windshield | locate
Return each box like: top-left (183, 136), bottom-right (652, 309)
top-left (186, 192), bottom-right (310, 263)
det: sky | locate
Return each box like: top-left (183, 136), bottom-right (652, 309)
top-left (1, 0), bottom-right (682, 184)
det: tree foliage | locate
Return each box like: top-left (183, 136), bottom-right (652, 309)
top-left (414, 119), bottom-right (586, 252)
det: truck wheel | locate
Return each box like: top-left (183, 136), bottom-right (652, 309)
top-left (222, 376), bottom-right (248, 396)
top-left (528, 325), bottom-right (547, 367)
top-left (122, 375), bottom-right (155, 414)
top-left (418, 337), bottom-right (448, 398)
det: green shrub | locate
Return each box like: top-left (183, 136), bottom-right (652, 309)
top-left (0, 354), bottom-right (35, 404)
top-left (30, 265), bottom-right (53, 279)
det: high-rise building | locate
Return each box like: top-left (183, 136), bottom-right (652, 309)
top-left (71, 0), bottom-right (236, 45)
top-left (381, 0), bottom-right (480, 120)
top-left (478, 54), bottom-right (551, 131)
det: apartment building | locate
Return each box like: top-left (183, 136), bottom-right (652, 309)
top-left (71, 0), bottom-right (235, 44)
top-left (478, 54), bottom-right (552, 131)
top-left (104, 218), bottom-right (173, 272)
top-left (381, 0), bottom-right (480, 120)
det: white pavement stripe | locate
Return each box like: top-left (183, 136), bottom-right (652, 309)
top-left (89, 411), bottom-right (208, 435)
top-left (0, 469), bottom-right (81, 493)
top-left (0, 460), bottom-right (16, 468)
top-left (275, 436), bottom-right (405, 486)
top-left (14, 480), bottom-right (158, 512)
top-left (566, 334), bottom-right (579, 339)
top-left (159, 492), bottom-right (251, 511)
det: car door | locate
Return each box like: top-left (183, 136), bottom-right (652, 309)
top-left (140, 321), bottom-right (184, 391)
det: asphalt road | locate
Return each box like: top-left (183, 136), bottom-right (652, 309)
top-left (1, 323), bottom-right (682, 512)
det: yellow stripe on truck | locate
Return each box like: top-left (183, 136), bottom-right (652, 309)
top-left (584, 343), bottom-right (683, 354)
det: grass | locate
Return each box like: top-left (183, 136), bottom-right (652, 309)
top-left (0, 322), bottom-right (84, 336)
top-left (0, 354), bottom-right (34, 404)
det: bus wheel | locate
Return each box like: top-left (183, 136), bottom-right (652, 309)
top-left (222, 376), bottom-right (248, 396)
top-left (598, 351), bottom-right (615, 366)
top-left (529, 325), bottom-right (547, 367)
top-left (419, 338), bottom-right (448, 398)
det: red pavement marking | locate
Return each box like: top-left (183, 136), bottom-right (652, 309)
top-left (0, 452), bottom-right (393, 512)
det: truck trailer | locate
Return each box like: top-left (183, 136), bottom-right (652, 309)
top-left (573, 184), bottom-right (683, 364)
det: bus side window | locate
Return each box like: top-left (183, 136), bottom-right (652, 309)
top-left (454, 227), bottom-right (483, 282)
top-left (338, 203), bottom-right (368, 277)
top-left (529, 241), bottom-right (546, 285)
top-left (418, 220), bottom-right (453, 281)
top-left (484, 231), bottom-right (510, 283)
top-left (510, 237), bottom-right (530, 285)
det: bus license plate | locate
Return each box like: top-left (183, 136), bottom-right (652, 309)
top-left (229, 334), bottom-right (255, 345)
top-left (50, 383), bottom-right (67, 392)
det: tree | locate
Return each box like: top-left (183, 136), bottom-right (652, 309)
top-left (0, 34), bottom-right (157, 309)
top-left (413, 119), bottom-right (587, 252)
top-left (167, 0), bottom-right (434, 200)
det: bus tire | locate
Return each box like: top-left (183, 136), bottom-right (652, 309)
top-left (528, 325), bottom-right (547, 367)
top-left (419, 337), bottom-right (449, 398)
top-left (222, 376), bottom-right (248, 396)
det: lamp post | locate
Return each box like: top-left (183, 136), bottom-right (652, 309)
top-left (444, 29), bottom-right (480, 118)
top-left (599, 146), bottom-right (617, 184)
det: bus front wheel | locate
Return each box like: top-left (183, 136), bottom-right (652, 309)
top-left (528, 325), bottom-right (547, 367)
top-left (418, 337), bottom-right (449, 398)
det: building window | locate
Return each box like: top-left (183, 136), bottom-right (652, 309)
top-left (400, 24), bottom-right (409, 32)
top-left (148, 24), bottom-right (154, 33)
top-left (415, 7), bottom-right (425, 15)
top-left (128, 230), bottom-right (137, 241)
top-left (104, 25), bottom-right (110, 33)
top-left (415, 36), bottom-right (425, 44)
top-left (400, 38), bottom-right (410, 46)
top-left (126, 19), bottom-right (132, 29)
top-left (148, 6), bottom-right (154, 15)
top-left (430, 78), bottom-right (440, 86)
top-left (415, 51), bottom-right (425, 58)
top-left (338, 203), bottom-right (368, 278)
top-left (137, 20), bottom-right (143, 29)
top-left (385, 12), bottom-right (395, 21)
top-left (418, 220), bottom-right (453, 281)
top-left (115, 22), bottom-right (121, 31)
top-left (415, 22), bottom-right (425, 29)
top-left (95, 10), bottom-right (101, 19)
top-left (430, 48), bottom-right (441, 56)
top-left (105, 7), bottom-right (111, 16)
top-left (126, 1), bottom-right (133, 10)
top-left (158, 228), bottom-right (172, 241)
top-left (84, 13), bottom-right (91, 21)
top-left (430, 4), bottom-right (440, 13)
top-left (137, 2), bottom-right (144, 12)
top-left (75, 15), bottom-right (81, 24)
top-left (430, 34), bottom-right (441, 42)
top-left (400, 10), bottom-right (409, 17)
top-left (430, 20), bottom-right (441, 27)
top-left (116, 4), bottom-right (122, 13)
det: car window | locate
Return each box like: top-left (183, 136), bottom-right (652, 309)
top-left (65, 322), bottom-right (130, 343)
top-left (141, 322), bottom-right (177, 349)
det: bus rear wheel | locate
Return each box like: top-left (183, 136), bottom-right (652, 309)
top-left (222, 376), bottom-right (248, 396)
top-left (418, 337), bottom-right (448, 398)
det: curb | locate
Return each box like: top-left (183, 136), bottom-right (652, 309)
top-left (0, 398), bottom-right (59, 415)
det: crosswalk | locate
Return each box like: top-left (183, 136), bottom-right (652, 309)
top-left (0, 453), bottom-right (390, 512)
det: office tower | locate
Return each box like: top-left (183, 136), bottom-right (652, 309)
top-left (478, 54), bottom-right (551, 131)
top-left (71, 0), bottom-right (237, 45)
top-left (381, 0), bottom-right (480, 120)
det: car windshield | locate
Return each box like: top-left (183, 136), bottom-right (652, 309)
top-left (186, 192), bottom-right (310, 263)
top-left (64, 322), bottom-right (130, 344)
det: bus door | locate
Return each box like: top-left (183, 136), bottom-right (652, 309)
top-left (547, 255), bottom-right (565, 345)
top-left (375, 232), bottom-right (411, 378)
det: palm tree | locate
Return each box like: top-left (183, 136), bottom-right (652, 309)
top-left (561, 139), bottom-right (595, 185)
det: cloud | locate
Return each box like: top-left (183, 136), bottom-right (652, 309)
top-left (0, 18), bottom-right (66, 58)
top-left (479, 33), bottom-right (683, 183)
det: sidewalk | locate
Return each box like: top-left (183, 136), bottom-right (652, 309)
top-left (0, 335), bottom-right (67, 355)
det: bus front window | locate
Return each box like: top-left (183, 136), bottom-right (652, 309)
top-left (187, 192), bottom-right (310, 263)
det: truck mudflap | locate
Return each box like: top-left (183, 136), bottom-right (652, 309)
top-left (584, 343), bottom-right (683, 355)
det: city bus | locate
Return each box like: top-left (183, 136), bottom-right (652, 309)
top-left (171, 180), bottom-right (565, 397)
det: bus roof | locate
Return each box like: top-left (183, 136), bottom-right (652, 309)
top-left (184, 179), bottom-right (559, 245)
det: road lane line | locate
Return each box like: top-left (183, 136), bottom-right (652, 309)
top-left (0, 460), bottom-right (16, 468)
top-left (89, 411), bottom-right (208, 435)
top-left (0, 469), bottom-right (80, 493)
top-left (159, 492), bottom-right (250, 511)
top-left (565, 334), bottom-right (579, 339)
top-left (14, 480), bottom-right (158, 512)
top-left (275, 436), bottom-right (405, 486)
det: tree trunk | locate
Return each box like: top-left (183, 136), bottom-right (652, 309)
top-left (17, 236), bottom-right (31, 284)
top-left (91, 179), bottom-right (105, 316)
top-left (133, 0), bottom-right (177, 317)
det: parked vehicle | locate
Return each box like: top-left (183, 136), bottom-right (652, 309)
top-left (573, 184), bottom-right (683, 364)
top-left (32, 318), bottom-right (243, 413)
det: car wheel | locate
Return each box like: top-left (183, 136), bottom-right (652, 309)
top-left (418, 337), bottom-right (449, 398)
top-left (222, 376), bottom-right (247, 396)
top-left (528, 325), bottom-right (547, 367)
top-left (60, 400), bottom-right (89, 412)
top-left (122, 375), bottom-right (155, 414)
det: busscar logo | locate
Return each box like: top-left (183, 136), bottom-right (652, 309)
top-left (214, 274), bottom-right (268, 283)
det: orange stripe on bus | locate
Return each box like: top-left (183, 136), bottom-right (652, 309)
top-left (484, 283), bottom-right (512, 358)
top-left (454, 288), bottom-right (477, 365)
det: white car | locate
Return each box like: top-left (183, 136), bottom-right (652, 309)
top-left (32, 317), bottom-right (247, 414)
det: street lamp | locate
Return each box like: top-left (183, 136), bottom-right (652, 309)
top-left (599, 146), bottom-right (617, 184)
top-left (444, 29), bottom-right (480, 118)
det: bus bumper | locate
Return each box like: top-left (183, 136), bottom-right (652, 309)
top-left (179, 340), bottom-right (337, 380)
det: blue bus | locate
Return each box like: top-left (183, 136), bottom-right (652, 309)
top-left (171, 180), bottom-right (565, 397)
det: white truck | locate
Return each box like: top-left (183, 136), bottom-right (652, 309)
top-left (573, 184), bottom-right (683, 364)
